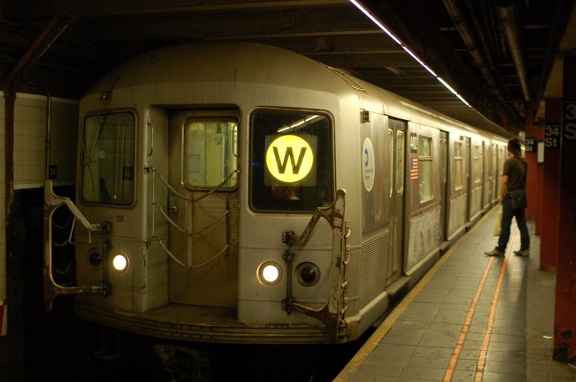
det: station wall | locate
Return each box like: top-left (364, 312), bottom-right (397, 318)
top-left (0, 92), bottom-right (78, 334)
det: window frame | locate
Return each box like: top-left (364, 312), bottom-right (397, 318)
top-left (182, 116), bottom-right (239, 192)
top-left (418, 135), bottom-right (434, 202)
top-left (249, 107), bottom-right (335, 213)
top-left (80, 110), bottom-right (137, 207)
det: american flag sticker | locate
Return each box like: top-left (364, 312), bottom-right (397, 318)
top-left (410, 156), bottom-right (419, 181)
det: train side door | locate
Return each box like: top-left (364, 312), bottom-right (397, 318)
top-left (465, 137), bottom-right (472, 224)
top-left (388, 118), bottom-right (406, 285)
top-left (439, 130), bottom-right (449, 244)
top-left (166, 110), bottom-right (240, 308)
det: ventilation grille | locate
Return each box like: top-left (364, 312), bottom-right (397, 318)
top-left (326, 66), bottom-right (366, 92)
top-left (358, 231), bottom-right (390, 310)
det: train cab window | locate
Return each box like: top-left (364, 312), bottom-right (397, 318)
top-left (184, 119), bottom-right (238, 189)
top-left (418, 136), bottom-right (433, 202)
top-left (81, 112), bottom-right (135, 205)
top-left (454, 141), bottom-right (464, 190)
top-left (250, 109), bottom-right (333, 212)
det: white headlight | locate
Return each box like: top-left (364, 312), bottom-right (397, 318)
top-left (257, 261), bottom-right (282, 286)
top-left (112, 252), bottom-right (128, 273)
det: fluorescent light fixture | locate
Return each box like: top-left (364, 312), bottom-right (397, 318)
top-left (350, 0), bottom-right (401, 45)
top-left (437, 77), bottom-right (471, 106)
top-left (402, 46), bottom-right (437, 77)
top-left (350, 0), bottom-right (471, 108)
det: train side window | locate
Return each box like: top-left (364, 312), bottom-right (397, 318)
top-left (418, 136), bottom-right (433, 202)
top-left (454, 141), bottom-right (464, 190)
top-left (81, 112), bottom-right (135, 205)
top-left (184, 119), bottom-right (238, 189)
top-left (396, 131), bottom-right (405, 195)
top-left (250, 109), bottom-right (333, 212)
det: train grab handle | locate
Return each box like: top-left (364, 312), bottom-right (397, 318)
top-left (282, 189), bottom-right (351, 342)
top-left (43, 179), bottom-right (112, 312)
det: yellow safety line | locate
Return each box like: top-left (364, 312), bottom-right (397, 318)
top-left (334, 209), bottom-right (498, 381)
top-left (473, 230), bottom-right (516, 381)
top-left (443, 254), bottom-right (496, 381)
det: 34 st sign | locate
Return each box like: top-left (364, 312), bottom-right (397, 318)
top-left (564, 101), bottom-right (576, 143)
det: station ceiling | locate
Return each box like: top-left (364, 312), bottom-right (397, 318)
top-left (1, 0), bottom-right (575, 138)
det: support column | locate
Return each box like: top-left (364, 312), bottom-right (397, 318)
top-left (535, 121), bottom-right (545, 235)
top-left (524, 102), bottom-right (540, 225)
top-left (553, 54), bottom-right (576, 363)
top-left (540, 99), bottom-right (562, 270)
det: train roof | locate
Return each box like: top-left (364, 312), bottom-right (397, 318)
top-left (83, 41), bottom-right (500, 137)
top-left (84, 42), bottom-right (357, 97)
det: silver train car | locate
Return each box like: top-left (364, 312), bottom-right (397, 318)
top-left (43, 42), bottom-right (508, 344)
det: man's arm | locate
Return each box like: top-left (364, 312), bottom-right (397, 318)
top-left (500, 175), bottom-right (509, 204)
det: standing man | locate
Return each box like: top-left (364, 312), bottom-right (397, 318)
top-left (485, 138), bottom-right (530, 257)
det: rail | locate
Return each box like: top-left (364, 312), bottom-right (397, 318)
top-left (145, 165), bottom-right (238, 269)
top-left (43, 180), bottom-right (112, 311)
top-left (281, 189), bottom-right (350, 342)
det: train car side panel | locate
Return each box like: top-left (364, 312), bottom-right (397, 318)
top-left (404, 123), bottom-right (442, 278)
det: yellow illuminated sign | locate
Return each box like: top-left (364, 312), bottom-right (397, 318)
top-left (266, 135), bottom-right (314, 183)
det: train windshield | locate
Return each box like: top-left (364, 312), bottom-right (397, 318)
top-left (81, 112), bottom-right (135, 205)
top-left (250, 109), bottom-right (333, 212)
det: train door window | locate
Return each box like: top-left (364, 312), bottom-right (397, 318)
top-left (250, 109), bottom-right (333, 212)
top-left (454, 141), bottom-right (464, 190)
top-left (81, 112), bottom-right (135, 205)
top-left (418, 136), bottom-right (433, 202)
top-left (184, 119), bottom-right (238, 189)
top-left (396, 130), bottom-right (405, 195)
top-left (472, 143), bottom-right (482, 183)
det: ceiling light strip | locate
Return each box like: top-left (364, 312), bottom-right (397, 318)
top-left (350, 0), bottom-right (471, 108)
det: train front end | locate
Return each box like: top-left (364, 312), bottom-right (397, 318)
top-left (43, 43), bottom-right (366, 344)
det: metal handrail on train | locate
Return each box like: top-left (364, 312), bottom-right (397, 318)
top-left (43, 179), bottom-right (112, 312)
top-left (281, 189), bottom-right (351, 342)
top-left (145, 165), bottom-right (238, 270)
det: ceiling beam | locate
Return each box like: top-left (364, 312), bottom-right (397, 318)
top-left (6, 0), bottom-right (350, 19)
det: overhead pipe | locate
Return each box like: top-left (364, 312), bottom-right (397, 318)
top-left (2, 16), bottom-right (72, 96)
top-left (442, 0), bottom-right (499, 92)
top-left (495, 3), bottom-right (531, 101)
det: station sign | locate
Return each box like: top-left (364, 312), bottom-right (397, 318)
top-left (544, 124), bottom-right (561, 148)
top-left (564, 101), bottom-right (576, 142)
top-left (525, 137), bottom-right (537, 153)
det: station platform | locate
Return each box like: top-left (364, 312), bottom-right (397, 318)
top-left (336, 208), bottom-right (576, 382)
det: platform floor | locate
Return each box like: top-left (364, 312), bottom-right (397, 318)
top-left (336, 208), bottom-right (576, 382)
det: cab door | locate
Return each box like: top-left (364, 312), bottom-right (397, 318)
top-left (167, 110), bottom-right (239, 308)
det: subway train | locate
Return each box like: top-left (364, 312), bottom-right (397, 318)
top-left (43, 41), bottom-right (508, 345)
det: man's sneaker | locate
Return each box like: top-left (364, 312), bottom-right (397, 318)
top-left (485, 249), bottom-right (505, 256)
top-left (514, 249), bottom-right (530, 257)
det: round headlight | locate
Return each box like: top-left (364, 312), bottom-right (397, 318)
top-left (296, 262), bottom-right (321, 286)
top-left (257, 261), bottom-right (282, 286)
top-left (112, 252), bottom-right (129, 273)
top-left (88, 249), bottom-right (103, 269)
